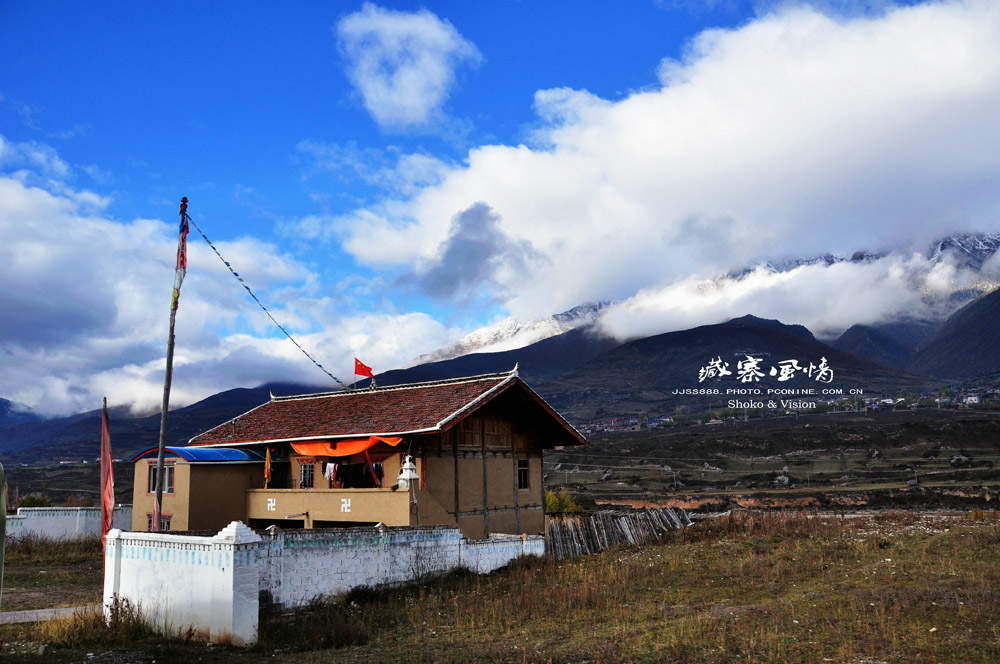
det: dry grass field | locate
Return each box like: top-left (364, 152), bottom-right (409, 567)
top-left (2, 510), bottom-right (999, 663)
top-left (1, 535), bottom-right (103, 612)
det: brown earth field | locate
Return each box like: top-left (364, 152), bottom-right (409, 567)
top-left (2, 462), bottom-right (134, 508)
top-left (546, 407), bottom-right (1000, 512)
top-left (4, 408), bottom-right (1000, 513)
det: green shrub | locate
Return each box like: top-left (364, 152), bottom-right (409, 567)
top-left (545, 488), bottom-right (579, 513)
top-left (19, 494), bottom-right (51, 507)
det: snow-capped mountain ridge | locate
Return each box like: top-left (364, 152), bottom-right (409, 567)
top-left (735, 232), bottom-right (1000, 279)
top-left (409, 301), bottom-right (613, 366)
top-left (926, 233), bottom-right (1000, 270)
top-left (416, 233), bottom-right (1000, 368)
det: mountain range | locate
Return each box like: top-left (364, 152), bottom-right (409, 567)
top-left (409, 301), bottom-right (613, 365)
top-left (4, 233), bottom-right (1000, 464)
top-left (416, 232), bottom-right (1000, 362)
top-left (3, 300), bottom-right (986, 464)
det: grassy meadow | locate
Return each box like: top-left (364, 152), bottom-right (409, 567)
top-left (2, 511), bottom-right (999, 663)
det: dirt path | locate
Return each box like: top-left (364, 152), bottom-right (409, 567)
top-left (1, 560), bottom-right (103, 612)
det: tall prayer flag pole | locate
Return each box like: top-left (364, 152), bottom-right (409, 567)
top-left (152, 197), bottom-right (189, 531)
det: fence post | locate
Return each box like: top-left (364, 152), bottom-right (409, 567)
top-left (212, 521), bottom-right (262, 645)
top-left (1, 462), bottom-right (5, 610)
top-left (102, 528), bottom-right (124, 620)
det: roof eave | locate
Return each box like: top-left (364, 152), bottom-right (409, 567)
top-left (435, 375), bottom-right (586, 447)
top-left (193, 427), bottom-right (442, 449)
top-left (436, 373), bottom-right (519, 433)
top-left (187, 397), bottom-right (278, 445)
top-left (514, 379), bottom-right (587, 447)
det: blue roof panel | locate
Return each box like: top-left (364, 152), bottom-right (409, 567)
top-left (130, 446), bottom-right (265, 463)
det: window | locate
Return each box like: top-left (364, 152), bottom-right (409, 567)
top-left (517, 459), bottom-right (530, 490)
top-left (148, 464), bottom-right (174, 494)
top-left (299, 461), bottom-right (315, 489)
top-left (146, 513), bottom-right (171, 531)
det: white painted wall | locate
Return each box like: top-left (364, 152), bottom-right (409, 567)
top-left (259, 526), bottom-right (465, 607)
top-left (103, 522), bottom-right (261, 645)
top-left (461, 534), bottom-right (545, 574)
top-left (6, 505), bottom-right (132, 541)
top-left (104, 522), bottom-right (544, 645)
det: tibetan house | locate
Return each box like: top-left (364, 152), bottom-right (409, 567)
top-left (130, 369), bottom-right (585, 539)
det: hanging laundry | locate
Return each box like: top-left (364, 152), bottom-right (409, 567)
top-left (336, 463), bottom-right (378, 488)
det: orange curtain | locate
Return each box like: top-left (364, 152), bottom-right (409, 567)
top-left (290, 435), bottom-right (402, 458)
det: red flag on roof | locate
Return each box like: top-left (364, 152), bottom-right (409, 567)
top-left (354, 357), bottom-right (374, 378)
top-left (100, 399), bottom-right (115, 565)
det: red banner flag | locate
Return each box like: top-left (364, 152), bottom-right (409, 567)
top-left (264, 447), bottom-right (272, 489)
top-left (354, 357), bottom-right (374, 378)
top-left (100, 399), bottom-right (115, 564)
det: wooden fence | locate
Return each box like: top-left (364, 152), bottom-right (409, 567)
top-left (545, 507), bottom-right (692, 561)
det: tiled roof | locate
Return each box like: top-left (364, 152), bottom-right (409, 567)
top-left (190, 370), bottom-right (582, 447)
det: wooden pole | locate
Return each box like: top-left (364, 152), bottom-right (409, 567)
top-left (152, 197), bottom-right (188, 531)
top-left (152, 275), bottom-right (177, 530)
top-left (1, 461), bottom-right (6, 609)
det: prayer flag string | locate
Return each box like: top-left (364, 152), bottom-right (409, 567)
top-left (186, 215), bottom-right (351, 390)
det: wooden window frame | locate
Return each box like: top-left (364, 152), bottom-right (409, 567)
top-left (298, 460), bottom-right (315, 489)
top-left (147, 463), bottom-right (175, 495)
top-left (146, 512), bottom-right (172, 532)
top-left (517, 458), bottom-right (530, 490)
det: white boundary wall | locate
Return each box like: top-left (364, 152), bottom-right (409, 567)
top-left (104, 522), bottom-right (544, 645)
top-left (461, 533), bottom-right (545, 574)
top-left (6, 505), bottom-right (132, 541)
top-left (259, 526), bottom-right (464, 607)
top-left (104, 522), bottom-right (261, 645)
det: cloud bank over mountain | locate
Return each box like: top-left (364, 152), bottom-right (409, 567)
top-left (600, 251), bottom-right (1000, 342)
top-left (328, 0), bottom-right (1000, 328)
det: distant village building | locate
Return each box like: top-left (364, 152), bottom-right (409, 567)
top-left (131, 369), bottom-right (585, 539)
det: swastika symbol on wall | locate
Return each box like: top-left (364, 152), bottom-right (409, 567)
top-left (266, 498), bottom-right (276, 512)
top-left (341, 498), bottom-right (351, 513)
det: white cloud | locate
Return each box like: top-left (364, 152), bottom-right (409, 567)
top-left (78, 310), bottom-right (457, 415)
top-left (0, 135), bottom-right (71, 180)
top-left (597, 252), bottom-right (982, 341)
top-left (0, 149), bottom-right (462, 416)
top-left (336, 2), bottom-right (482, 130)
top-left (331, 0), bottom-right (1000, 330)
top-left (297, 139), bottom-right (452, 195)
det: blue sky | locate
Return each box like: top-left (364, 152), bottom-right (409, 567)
top-left (2, 0), bottom-right (999, 416)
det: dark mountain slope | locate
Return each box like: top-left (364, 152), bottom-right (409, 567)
top-left (0, 398), bottom-right (41, 427)
top-left (726, 315), bottom-right (816, 342)
top-left (831, 320), bottom-right (939, 371)
top-left (0, 382), bottom-right (326, 464)
top-left (910, 288), bottom-right (1000, 380)
top-left (540, 315), bottom-right (938, 420)
top-left (357, 324), bottom-right (623, 388)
